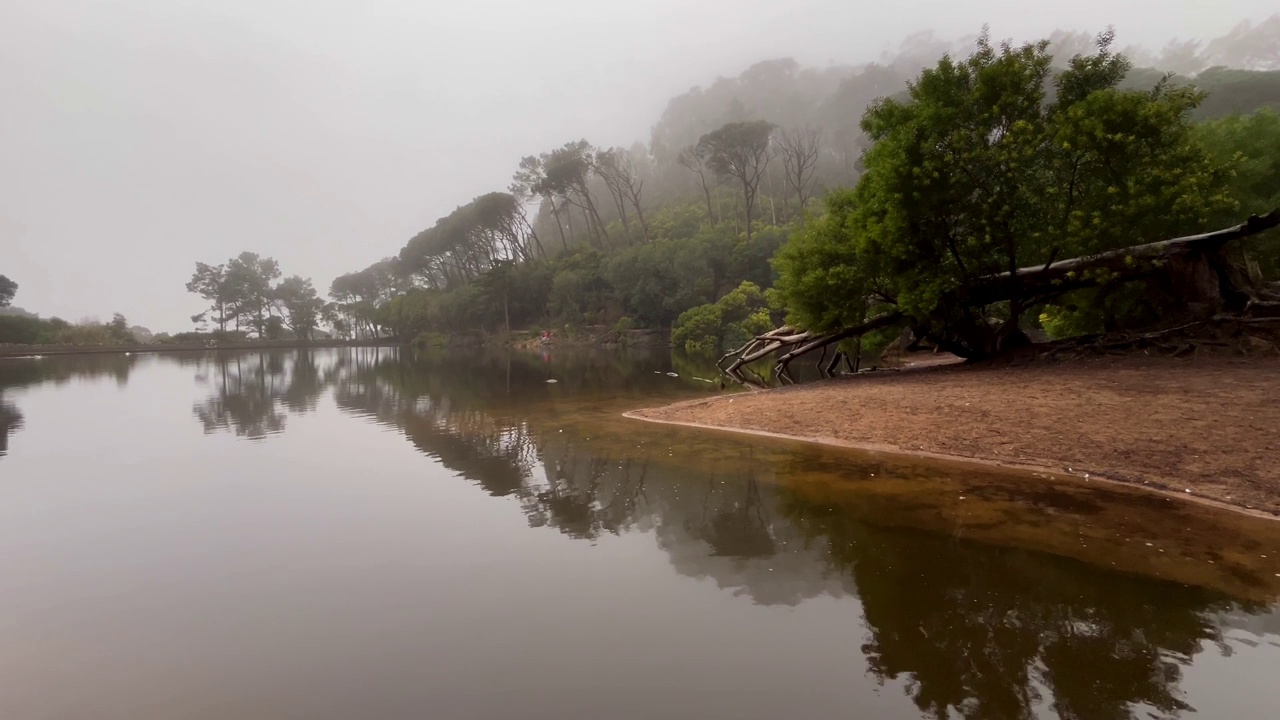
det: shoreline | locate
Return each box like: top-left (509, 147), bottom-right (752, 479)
top-left (626, 355), bottom-right (1280, 519)
top-left (623, 410), bottom-right (1280, 522)
top-left (0, 339), bottom-right (405, 358)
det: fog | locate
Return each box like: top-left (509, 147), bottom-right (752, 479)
top-left (1, 0), bottom-right (1273, 331)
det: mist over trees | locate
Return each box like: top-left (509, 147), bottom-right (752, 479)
top-left (185, 252), bottom-right (325, 341)
top-left (288, 18), bottom-right (1280, 350)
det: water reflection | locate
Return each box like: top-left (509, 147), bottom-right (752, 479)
top-left (188, 352), bottom-right (329, 439)
top-left (318, 347), bottom-right (1278, 719)
top-left (2, 348), bottom-right (1278, 719)
top-left (784, 484), bottom-right (1237, 719)
top-left (0, 397), bottom-right (20, 456)
top-left (0, 353), bottom-right (141, 455)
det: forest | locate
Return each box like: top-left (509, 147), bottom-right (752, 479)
top-left (5, 20), bottom-right (1279, 354)
top-left (318, 20), bottom-right (1280, 361)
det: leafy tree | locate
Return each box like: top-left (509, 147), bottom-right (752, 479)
top-left (189, 255), bottom-right (329, 339)
top-left (699, 120), bottom-right (776, 242)
top-left (593, 147), bottom-right (650, 243)
top-left (225, 252), bottom-right (281, 337)
top-left (540, 140), bottom-right (610, 247)
top-left (778, 32), bottom-right (1234, 358)
top-left (107, 313), bottom-right (135, 344)
top-left (0, 275), bottom-right (16, 307)
top-left (325, 24), bottom-right (1280, 345)
top-left (185, 262), bottom-right (231, 332)
top-left (672, 281), bottom-right (774, 353)
top-left (475, 261), bottom-right (517, 335)
top-left (274, 275), bottom-right (325, 341)
top-left (1195, 109), bottom-right (1280, 276)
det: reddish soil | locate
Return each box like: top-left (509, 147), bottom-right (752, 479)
top-left (630, 354), bottom-right (1280, 516)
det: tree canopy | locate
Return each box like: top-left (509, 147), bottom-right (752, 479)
top-left (0, 275), bottom-right (16, 308)
top-left (776, 31), bottom-right (1238, 358)
top-left (186, 253), bottom-right (324, 341)
top-left (310, 22), bottom-right (1280, 353)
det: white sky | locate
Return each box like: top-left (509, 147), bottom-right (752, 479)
top-left (1, 0), bottom-right (1273, 330)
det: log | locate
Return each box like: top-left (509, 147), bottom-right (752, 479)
top-left (964, 209), bottom-right (1280, 308)
top-left (772, 311), bottom-right (905, 380)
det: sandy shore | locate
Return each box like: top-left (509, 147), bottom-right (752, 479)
top-left (628, 355), bottom-right (1280, 516)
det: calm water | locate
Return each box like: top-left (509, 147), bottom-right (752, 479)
top-left (2, 348), bottom-right (1280, 720)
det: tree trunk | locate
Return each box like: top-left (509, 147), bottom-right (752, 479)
top-left (548, 197), bottom-right (568, 251)
top-left (718, 210), bottom-right (1280, 383)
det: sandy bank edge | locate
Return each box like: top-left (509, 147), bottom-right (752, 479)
top-left (622, 404), bottom-right (1280, 523)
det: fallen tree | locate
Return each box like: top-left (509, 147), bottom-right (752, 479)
top-left (720, 209), bottom-right (1280, 387)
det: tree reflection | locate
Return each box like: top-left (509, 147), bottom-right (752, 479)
top-left (0, 354), bottom-right (138, 392)
top-left (171, 344), bottom-right (1279, 720)
top-left (0, 397), bottom-right (21, 456)
top-left (777, 486), bottom-right (1244, 720)
top-left (191, 352), bottom-right (327, 439)
top-left (0, 354), bottom-right (143, 456)
top-left (694, 476), bottom-right (775, 558)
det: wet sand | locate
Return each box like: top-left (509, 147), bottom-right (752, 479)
top-left (628, 355), bottom-right (1280, 517)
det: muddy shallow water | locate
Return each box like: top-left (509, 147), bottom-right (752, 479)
top-left (2, 348), bottom-right (1278, 719)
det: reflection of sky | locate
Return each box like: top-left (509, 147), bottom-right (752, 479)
top-left (2, 349), bottom-right (1279, 720)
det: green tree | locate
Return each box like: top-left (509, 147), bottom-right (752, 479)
top-left (475, 261), bottom-right (517, 335)
top-left (1195, 109), bottom-right (1280, 276)
top-left (0, 275), bottom-right (16, 307)
top-left (226, 252), bottom-right (281, 337)
top-left (777, 32), bottom-right (1234, 358)
top-left (274, 275), bottom-right (325, 341)
top-left (185, 262), bottom-right (231, 333)
top-left (107, 313), bottom-right (135, 344)
top-left (699, 120), bottom-right (776, 242)
top-left (672, 281), bottom-right (774, 353)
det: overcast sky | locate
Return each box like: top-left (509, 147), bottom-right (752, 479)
top-left (1, 0), bottom-right (1273, 331)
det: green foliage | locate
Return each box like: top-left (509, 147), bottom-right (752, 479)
top-left (671, 281), bottom-right (772, 354)
top-left (0, 275), bottom-right (16, 307)
top-left (0, 315), bottom-right (47, 344)
top-left (777, 32), bottom-right (1236, 356)
top-left (646, 204), bottom-right (705, 241)
top-left (411, 331), bottom-right (450, 349)
top-left (774, 189), bottom-right (881, 332)
top-left (274, 275), bottom-right (324, 341)
top-left (189, 252), bottom-right (323, 339)
top-left (0, 314), bottom-right (138, 346)
top-left (107, 314), bottom-right (135, 344)
top-left (1195, 109), bottom-right (1280, 277)
top-left (319, 26), bottom-right (1280, 349)
top-left (699, 120), bottom-right (777, 240)
top-left (1189, 68), bottom-right (1280, 120)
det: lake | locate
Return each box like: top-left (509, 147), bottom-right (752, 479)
top-left (2, 347), bottom-right (1279, 719)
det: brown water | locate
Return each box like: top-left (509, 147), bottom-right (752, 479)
top-left (2, 348), bottom-right (1279, 720)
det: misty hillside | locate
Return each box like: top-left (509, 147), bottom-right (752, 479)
top-left (296, 19), bottom-right (1280, 347)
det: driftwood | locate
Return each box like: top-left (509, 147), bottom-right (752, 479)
top-left (718, 311), bottom-right (903, 386)
top-left (719, 209), bottom-right (1280, 386)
